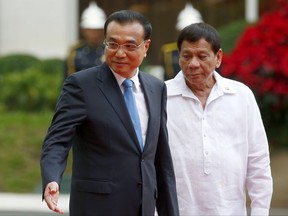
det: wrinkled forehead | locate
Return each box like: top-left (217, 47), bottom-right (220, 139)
top-left (180, 38), bottom-right (213, 51)
top-left (105, 21), bottom-right (145, 41)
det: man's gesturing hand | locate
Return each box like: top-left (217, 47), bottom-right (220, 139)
top-left (44, 181), bottom-right (64, 214)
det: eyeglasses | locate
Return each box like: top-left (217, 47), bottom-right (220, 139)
top-left (103, 40), bottom-right (146, 52)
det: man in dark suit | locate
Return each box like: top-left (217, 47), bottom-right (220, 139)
top-left (40, 10), bottom-right (179, 216)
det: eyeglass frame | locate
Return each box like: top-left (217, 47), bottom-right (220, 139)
top-left (103, 40), bottom-right (147, 52)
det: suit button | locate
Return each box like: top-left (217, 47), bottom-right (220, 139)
top-left (137, 182), bottom-right (142, 187)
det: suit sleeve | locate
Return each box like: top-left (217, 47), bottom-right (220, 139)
top-left (155, 84), bottom-right (179, 216)
top-left (40, 75), bottom-right (86, 193)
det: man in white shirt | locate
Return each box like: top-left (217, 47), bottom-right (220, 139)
top-left (166, 22), bottom-right (273, 216)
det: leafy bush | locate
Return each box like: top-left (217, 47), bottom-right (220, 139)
top-left (221, 0), bottom-right (288, 148)
top-left (218, 19), bottom-right (248, 53)
top-left (41, 58), bottom-right (65, 75)
top-left (0, 54), bottom-right (40, 74)
top-left (0, 54), bottom-right (63, 112)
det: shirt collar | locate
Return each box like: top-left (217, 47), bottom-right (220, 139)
top-left (214, 71), bottom-right (236, 94)
top-left (110, 67), bottom-right (141, 92)
top-left (166, 71), bottom-right (236, 97)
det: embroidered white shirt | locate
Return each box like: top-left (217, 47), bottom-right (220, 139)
top-left (166, 71), bottom-right (273, 216)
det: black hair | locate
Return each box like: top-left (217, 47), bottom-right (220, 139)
top-left (177, 22), bottom-right (221, 54)
top-left (104, 10), bottom-right (152, 40)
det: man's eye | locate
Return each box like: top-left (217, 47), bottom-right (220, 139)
top-left (124, 44), bottom-right (136, 50)
top-left (182, 55), bottom-right (190, 60)
top-left (109, 42), bottom-right (118, 49)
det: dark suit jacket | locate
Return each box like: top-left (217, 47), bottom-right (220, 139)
top-left (40, 63), bottom-right (179, 216)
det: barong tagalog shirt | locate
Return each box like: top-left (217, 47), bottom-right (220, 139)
top-left (166, 71), bottom-right (273, 216)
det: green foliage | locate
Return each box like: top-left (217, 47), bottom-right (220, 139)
top-left (0, 54), bottom-right (40, 74)
top-left (0, 54), bottom-right (63, 112)
top-left (218, 19), bottom-right (249, 53)
top-left (41, 58), bottom-right (65, 75)
top-left (257, 93), bottom-right (288, 149)
top-left (0, 111), bottom-right (72, 192)
top-left (0, 112), bottom-right (52, 192)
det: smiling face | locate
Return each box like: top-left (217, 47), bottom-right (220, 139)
top-left (179, 38), bottom-right (222, 87)
top-left (104, 21), bottom-right (150, 78)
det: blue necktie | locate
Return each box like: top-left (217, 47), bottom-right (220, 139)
top-left (122, 79), bottom-right (143, 151)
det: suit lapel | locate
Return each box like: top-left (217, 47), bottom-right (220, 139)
top-left (138, 72), bottom-right (157, 151)
top-left (96, 64), bottom-right (141, 151)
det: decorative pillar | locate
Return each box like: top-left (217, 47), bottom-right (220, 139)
top-left (245, 0), bottom-right (259, 23)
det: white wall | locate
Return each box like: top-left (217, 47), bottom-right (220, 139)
top-left (0, 0), bottom-right (78, 59)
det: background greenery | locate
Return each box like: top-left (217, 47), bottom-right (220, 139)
top-left (0, 112), bottom-right (52, 192)
top-left (0, 56), bottom-right (72, 192)
top-left (0, 55), bottom-right (63, 112)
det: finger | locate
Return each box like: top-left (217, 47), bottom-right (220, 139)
top-left (44, 195), bottom-right (54, 206)
top-left (45, 196), bottom-right (64, 214)
top-left (53, 206), bottom-right (65, 214)
top-left (51, 197), bottom-right (57, 205)
top-left (50, 202), bottom-right (64, 214)
top-left (45, 193), bottom-right (59, 205)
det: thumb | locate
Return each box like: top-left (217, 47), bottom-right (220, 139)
top-left (48, 182), bottom-right (59, 194)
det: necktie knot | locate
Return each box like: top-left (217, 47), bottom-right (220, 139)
top-left (123, 79), bottom-right (133, 89)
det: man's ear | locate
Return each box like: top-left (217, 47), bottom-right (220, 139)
top-left (216, 48), bottom-right (223, 68)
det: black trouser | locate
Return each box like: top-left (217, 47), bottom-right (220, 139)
top-left (138, 204), bottom-right (142, 216)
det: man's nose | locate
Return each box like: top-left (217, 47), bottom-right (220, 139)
top-left (188, 57), bottom-right (200, 67)
top-left (115, 45), bottom-right (126, 57)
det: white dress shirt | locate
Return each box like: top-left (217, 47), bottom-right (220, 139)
top-left (166, 71), bottom-right (273, 216)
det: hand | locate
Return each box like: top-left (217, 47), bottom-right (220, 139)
top-left (43, 181), bottom-right (64, 214)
